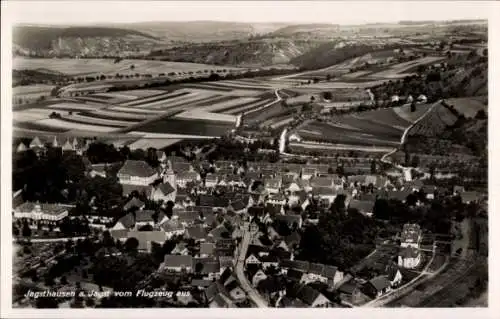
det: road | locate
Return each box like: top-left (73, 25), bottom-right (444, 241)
top-left (235, 229), bottom-right (268, 308)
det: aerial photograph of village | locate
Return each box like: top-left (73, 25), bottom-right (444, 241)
top-left (5, 1), bottom-right (489, 311)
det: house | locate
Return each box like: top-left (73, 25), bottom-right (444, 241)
top-left (191, 279), bottom-right (213, 289)
top-left (29, 136), bottom-right (45, 150)
top-left (200, 242), bottom-right (216, 257)
top-left (61, 139), bottom-right (75, 153)
top-left (338, 280), bottom-right (365, 305)
top-left (135, 210), bottom-right (166, 228)
top-left (398, 246), bottom-right (421, 269)
top-left (387, 267), bottom-right (403, 288)
top-left (125, 231), bottom-right (166, 253)
top-left (245, 254), bottom-right (261, 266)
top-left (287, 283), bottom-right (331, 307)
top-left (123, 197), bottom-right (145, 211)
top-left (460, 191), bottom-right (482, 204)
top-left (280, 259), bottom-right (343, 289)
top-left (400, 224), bottom-right (422, 248)
top-left (16, 141), bottom-right (27, 153)
top-left (149, 182), bottom-right (177, 202)
top-left (363, 275), bottom-right (392, 298)
top-left (13, 202), bottom-right (69, 224)
top-left (89, 164), bottom-right (108, 178)
top-left (348, 199), bottom-right (375, 217)
top-left (155, 150), bottom-right (167, 164)
top-left (118, 160), bottom-right (158, 186)
top-left (265, 177), bottom-right (282, 194)
top-left (273, 214), bottom-right (303, 229)
top-left (301, 167), bottom-right (317, 180)
top-left (267, 193), bottom-right (287, 206)
top-left (160, 219), bottom-right (186, 239)
top-left (185, 226), bottom-right (208, 242)
top-left (177, 171), bottom-right (201, 188)
top-left (205, 174), bottom-right (218, 188)
top-left (252, 269), bottom-right (268, 287)
top-left (260, 254), bottom-right (279, 269)
top-left (312, 187), bottom-right (339, 205)
top-left (198, 195), bottom-right (230, 210)
top-left (193, 257), bottom-right (221, 280)
top-left (171, 242), bottom-right (189, 255)
top-left (162, 255), bottom-right (193, 272)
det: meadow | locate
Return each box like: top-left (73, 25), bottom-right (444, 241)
top-left (13, 57), bottom-right (243, 77)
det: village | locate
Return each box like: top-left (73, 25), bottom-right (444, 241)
top-left (11, 133), bottom-right (487, 308)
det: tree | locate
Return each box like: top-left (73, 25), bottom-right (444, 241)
top-left (22, 221), bottom-right (31, 238)
top-left (410, 102), bottom-right (416, 113)
top-left (130, 64), bottom-right (135, 70)
top-left (411, 155), bottom-right (420, 168)
top-left (124, 237), bottom-right (139, 253)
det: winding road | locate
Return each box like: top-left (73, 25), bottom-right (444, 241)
top-left (235, 229), bottom-right (269, 308)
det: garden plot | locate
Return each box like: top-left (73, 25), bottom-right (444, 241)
top-left (92, 92), bottom-right (138, 101)
top-left (393, 103), bottom-right (433, 123)
top-left (36, 118), bottom-right (118, 133)
top-left (90, 109), bottom-right (150, 121)
top-left (14, 108), bottom-right (54, 122)
top-left (224, 99), bottom-right (274, 115)
top-left (350, 109), bottom-right (411, 131)
top-left (119, 90), bottom-right (190, 107)
top-left (197, 97), bottom-right (259, 112)
top-left (215, 80), bottom-right (273, 90)
top-left (444, 97), bottom-right (487, 118)
top-left (13, 84), bottom-right (56, 95)
top-left (174, 110), bottom-right (238, 124)
top-left (128, 138), bottom-right (183, 150)
top-left (48, 102), bottom-right (102, 112)
top-left (62, 114), bottom-right (133, 128)
top-left (115, 89), bottom-right (166, 98)
top-left (13, 57), bottom-right (242, 76)
top-left (367, 57), bottom-right (444, 79)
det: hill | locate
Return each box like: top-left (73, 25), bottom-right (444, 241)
top-left (13, 25), bottom-right (161, 58)
top-left (148, 39), bottom-right (320, 66)
top-left (111, 21), bottom-right (262, 42)
top-left (268, 23), bottom-right (340, 38)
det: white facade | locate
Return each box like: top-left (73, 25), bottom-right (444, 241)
top-left (118, 173), bottom-right (158, 186)
top-left (398, 254), bottom-right (421, 269)
top-left (14, 204), bottom-right (68, 222)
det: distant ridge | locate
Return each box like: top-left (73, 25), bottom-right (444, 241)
top-left (13, 25), bottom-right (159, 50)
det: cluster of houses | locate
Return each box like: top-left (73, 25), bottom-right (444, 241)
top-left (16, 136), bottom-right (90, 156)
top-left (11, 138), bottom-right (486, 307)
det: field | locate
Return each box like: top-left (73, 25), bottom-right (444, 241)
top-left (12, 79), bottom-right (282, 146)
top-left (443, 97), bottom-right (487, 118)
top-left (407, 103), bottom-right (458, 137)
top-left (13, 57), bottom-right (242, 77)
top-left (290, 103), bottom-right (426, 151)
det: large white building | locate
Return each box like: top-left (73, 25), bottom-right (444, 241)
top-left (398, 224), bottom-right (422, 269)
top-left (117, 160), bottom-right (158, 186)
top-left (13, 202), bottom-right (69, 223)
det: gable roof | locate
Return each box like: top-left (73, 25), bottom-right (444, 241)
top-left (200, 242), bottom-right (216, 256)
top-left (186, 226), bottom-right (208, 240)
top-left (349, 199), bottom-right (375, 213)
top-left (123, 197), bottom-right (145, 211)
top-left (156, 182), bottom-right (176, 196)
top-left (118, 160), bottom-right (156, 177)
top-left (163, 255), bottom-right (193, 268)
top-left (368, 275), bottom-right (391, 291)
